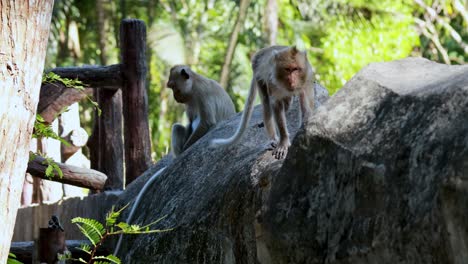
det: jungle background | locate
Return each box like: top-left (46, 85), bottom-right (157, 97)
top-left (45, 0), bottom-right (467, 159)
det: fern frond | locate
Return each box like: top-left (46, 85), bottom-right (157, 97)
top-left (93, 254), bottom-right (121, 264)
top-left (140, 215), bottom-right (168, 230)
top-left (77, 258), bottom-right (88, 263)
top-left (78, 244), bottom-right (92, 255)
top-left (116, 222), bottom-right (130, 232)
top-left (72, 217), bottom-right (105, 245)
top-left (106, 204), bottom-right (129, 228)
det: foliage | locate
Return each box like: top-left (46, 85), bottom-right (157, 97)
top-left (62, 204), bottom-right (171, 264)
top-left (31, 114), bottom-right (67, 179)
top-left (44, 0), bottom-right (466, 159)
top-left (413, 0), bottom-right (468, 64)
top-left (42, 72), bottom-right (101, 116)
top-left (32, 72), bottom-right (103, 179)
top-left (33, 114), bottom-right (69, 146)
top-left (7, 253), bottom-right (22, 264)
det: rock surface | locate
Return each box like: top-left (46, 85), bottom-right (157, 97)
top-left (116, 58), bottom-right (468, 264)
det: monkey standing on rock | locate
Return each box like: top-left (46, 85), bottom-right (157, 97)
top-left (211, 46), bottom-right (316, 159)
top-left (167, 65), bottom-right (236, 156)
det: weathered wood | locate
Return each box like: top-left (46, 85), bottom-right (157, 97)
top-left (50, 64), bottom-right (122, 90)
top-left (0, 1), bottom-right (54, 262)
top-left (39, 228), bottom-right (66, 264)
top-left (38, 83), bottom-right (93, 124)
top-left (27, 156), bottom-right (107, 190)
top-left (61, 127), bottom-right (88, 161)
top-left (98, 88), bottom-right (124, 190)
top-left (88, 89), bottom-right (100, 173)
top-left (11, 240), bottom-right (110, 263)
top-left (120, 19), bottom-right (152, 185)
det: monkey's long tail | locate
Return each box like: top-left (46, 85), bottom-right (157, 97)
top-left (113, 167), bottom-right (166, 257)
top-left (210, 79), bottom-right (257, 147)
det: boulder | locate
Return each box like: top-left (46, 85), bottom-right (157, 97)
top-left (117, 58), bottom-right (468, 264)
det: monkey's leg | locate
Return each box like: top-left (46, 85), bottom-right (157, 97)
top-left (171, 123), bottom-right (190, 157)
top-left (183, 122), bottom-right (211, 151)
top-left (258, 82), bottom-right (277, 143)
top-left (272, 99), bottom-right (290, 159)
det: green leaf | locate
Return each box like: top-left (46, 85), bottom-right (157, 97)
top-left (72, 217), bottom-right (105, 245)
top-left (45, 165), bottom-right (54, 178)
top-left (93, 254), bottom-right (121, 264)
top-left (78, 244), bottom-right (92, 255)
top-left (116, 222), bottom-right (130, 231)
top-left (7, 253), bottom-right (22, 264)
top-left (106, 204), bottom-right (128, 228)
top-left (77, 257), bottom-right (88, 263)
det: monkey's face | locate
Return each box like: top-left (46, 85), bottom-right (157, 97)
top-left (167, 66), bottom-right (193, 103)
top-left (275, 48), bottom-right (308, 92)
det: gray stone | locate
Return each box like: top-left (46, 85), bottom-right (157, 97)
top-left (117, 57), bottom-right (468, 264)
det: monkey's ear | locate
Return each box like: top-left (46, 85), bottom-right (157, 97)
top-left (181, 68), bottom-right (190, 80)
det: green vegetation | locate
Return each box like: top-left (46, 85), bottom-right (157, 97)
top-left (61, 204), bottom-right (170, 264)
top-left (31, 114), bottom-right (67, 179)
top-left (7, 253), bottom-right (22, 264)
top-left (45, 0), bottom-right (467, 159)
top-left (34, 72), bottom-right (101, 179)
top-left (42, 72), bottom-right (101, 115)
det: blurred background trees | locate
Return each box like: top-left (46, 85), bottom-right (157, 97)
top-left (45, 0), bottom-right (467, 159)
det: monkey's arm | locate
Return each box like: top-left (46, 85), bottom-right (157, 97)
top-left (183, 101), bottom-right (216, 150)
top-left (183, 121), bottom-right (212, 150)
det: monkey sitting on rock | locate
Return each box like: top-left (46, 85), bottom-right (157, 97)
top-left (114, 66), bottom-right (236, 256)
top-left (211, 45), bottom-right (316, 159)
top-left (167, 65), bottom-right (236, 156)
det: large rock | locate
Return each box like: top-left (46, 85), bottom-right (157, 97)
top-left (116, 58), bottom-right (468, 264)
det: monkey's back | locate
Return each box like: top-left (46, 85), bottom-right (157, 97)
top-left (193, 75), bottom-right (236, 123)
top-left (210, 80), bottom-right (236, 121)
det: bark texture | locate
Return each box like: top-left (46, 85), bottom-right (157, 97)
top-left (0, 1), bottom-right (53, 262)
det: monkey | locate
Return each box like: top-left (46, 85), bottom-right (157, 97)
top-left (114, 66), bottom-right (236, 256)
top-left (167, 65), bottom-right (236, 157)
top-left (210, 46), bottom-right (315, 159)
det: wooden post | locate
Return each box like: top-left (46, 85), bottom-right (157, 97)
top-left (98, 88), bottom-right (124, 190)
top-left (120, 19), bottom-right (152, 185)
top-left (39, 228), bottom-right (67, 264)
top-left (88, 89), bottom-right (100, 175)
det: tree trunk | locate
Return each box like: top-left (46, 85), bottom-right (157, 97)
top-left (0, 0), bottom-right (53, 262)
top-left (264, 0), bottom-right (278, 45)
top-left (219, 0), bottom-right (251, 91)
top-left (96, 0), bottom-right (108, 65)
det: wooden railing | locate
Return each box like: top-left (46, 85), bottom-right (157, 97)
top-left (29, 19), bottom-right (153, 191)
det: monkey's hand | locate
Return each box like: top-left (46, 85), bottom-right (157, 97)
top-left (271, 140), bottom-right (290, 159)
